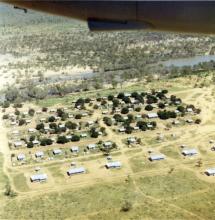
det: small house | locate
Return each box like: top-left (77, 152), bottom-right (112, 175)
top-left (32, 140), bottom-right (40, 145)
top-left (40, 118), bottom-right (46, 122)
top-left (26, 119), bottom-right (31, 124)
top-left (118, 127), bottom-right (126, 132)
top-left (182, 148), bottom-right (198, 156)
top-left (35, 151), bottom-right (44, 158)
top-left (28, 128), bottom-right (36, 133)
top-left (103, 141), bottom-right (112, 148)
top-left (68, 114), bottom-right (74, 118)
top-left (87, 121), bottom-right (94, 126)
top-left (186, 119), bottom-right (193, 123)
top-left (106, 161), bottom-right (122, 169)
top-left (80, 133), bottom-right (87, 138)
top-left (70, 146), bottom-right (79, 153)
top-left (135, 114), bottom-right (142, 119)
top-left (205, 168), bottom-right (215, 176)
top-left (10, 121), bottom-right (17, 126)
top-left (14, 141), bottom-right (22, 148)
top-left (12, 130), bottom-right (19, 135)
top-left (67, 167), bottom-right (86, 176)
top-left (17, 153), bottom-right (25, 161)
top-left (102, 110), bottom-right (108, 115)
top-left (127, 137), bottom-right (137, 144)
top-left (44, 126), bottom-right (50, 131)
top-left (30, 173), bottom-right (47, 182)
top-left (187, 108), bottom-right (193, 113)
top-left (87, 143), bottom-right (97, 150)
top-left (149, 154), bottom-right (165, 161)
top-left (53, 149), bottom-right (62, 155)
top-left (59, 124), bottom-right (65, 129)
top-left (66, 135), bottom-right (72, 140)
top-left (147, 113), bottom-right (158, 119)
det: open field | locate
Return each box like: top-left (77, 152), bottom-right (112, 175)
top-left (0, 76), bottom-right (215, 219)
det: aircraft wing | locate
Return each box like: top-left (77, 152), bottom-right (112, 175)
top-left (2, 1), bottom-right (215, 34)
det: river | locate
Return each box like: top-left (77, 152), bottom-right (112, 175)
top-left (161, 55), bottom-right (215, 67)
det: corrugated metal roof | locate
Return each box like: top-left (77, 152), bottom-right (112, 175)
top-left (17, 153), bottom-right (25, 160)
top-left (67, 167), bottom-right (86, 175)
top-left (182, 148), bottom-right (198, 155)
top-left (30, 173), bottom-right (47, 181)
top-left (106, 161), bottom-right (121, 168)
top-left (35, 151), bottom-right (44, 157)
top-left (149, 154), bottom-right (165, 161)
top-left (53, 149), bottom-right (62, 154)
top-left (71, 146), bottom-right (79, 152)
top-left (147, 113), bottom-right (158, 118)
top-left (206, 168), bottom-right (215, 175)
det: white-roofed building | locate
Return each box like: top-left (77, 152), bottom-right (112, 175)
top-left (14, 141), bottom-right (23, 148)
top-left (149, 154), bottom-right (165, 161)
top-left (106, 161), bottom-right (122, 169)
top-left (205, 168), bottom-right (215, 176)
top-left (87, 143), bottom-right (97, 150)
top-left (17, 153), bottom-right (25, 161)
top-left (147, 113), bottom-right (158, 119)
top-left (35, 151), bottom-right (44, 158)
top-left (182, 148), bottom-right (198, 156)
top-left (30, 173), bottom-right (47, 182)
top-left (53, 149), bottom-right (62, 155)
top-left (70, 146), bottom-right (79, 153)
top-left (67, 167), bottom-right (86, 176)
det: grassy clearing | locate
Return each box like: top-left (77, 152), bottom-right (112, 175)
top-left (48, 166), bottom-right (64, 179)
top-left (129, 154), bottom-right (168, 173)
top-left (173, 188), bottom-right (215, 220)
top-left (136, 169), bottom-right (209, 199)
top-left (0, 153), bottom-right (9, 191)
top-left (1, 178), bottom-right (198, 220)
top-left (160, 146), bottom-right (180, 159)
top-left (12, 173), bottom-right (29, 192)
top-left (124, 148), bottom-right (142, 155)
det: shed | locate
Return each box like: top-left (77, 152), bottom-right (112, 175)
top-left (26, 119), bottom-right (31, 124)
top-left (127, 137), bottom-right (136, 144)
top-left (106, 161), bottom-right (122, 169)
top-left (14, 141), bottom-right (22, 148)
top-left (186, 119), bottom-right (193, 123)
top-left (12, 130), bottom-right (19, 135)
top-left (32, 140), bottom-right (40, 145)
top-left (17, 153), bottom-right (25, 161)
top-left (66, 135), bottom-right (72, 140)
top-left (30, 173), bottom-right (47, 182)
top-left (28, 128), bottom-right (36, 133)
top-left (205, 168), bottom-right (215, 176)
top-left (182, 148), bottom-right (198, 156)
top-left (59, 124), bottom-right (65, 128)
top-left (87, 144), bottom-right (97, 150)
top-left (187, 108), bottom-right (193, 113)
top-left (67, 167), bottom-right (86, 176)
top-left (147, 113), bottom-right (158, 119)
top-left (80, 133), bottom-right (87, 138)
top-left (53, 149), bottom-right (62, 155)
top-left (35, 151), bottom-right (44, 158)
top-left (118, 127), bottom-right (126, 132)
top-left (103, 141), bottom-right (112, 148)
top-left (70, 146), bottom-right (79, 153)
top-left (149, 154), bottom-right (165, 161)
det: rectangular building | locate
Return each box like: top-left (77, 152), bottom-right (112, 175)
top-left (106, 161), bottom-right (122, 169)
top-left (149, 154), bottom-right (165, 161)
top-left (205, 168), bottom-right (215, 176)
top-left (182, 148), bottom-right (198, 156)
top-left (30, 173), bottom-right (47, 182)
top-left (67, 167), bottom-right (86, 176)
